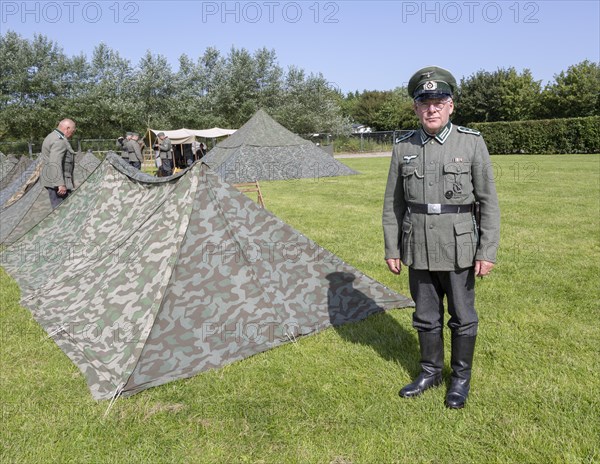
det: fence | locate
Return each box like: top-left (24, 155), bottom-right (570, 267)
top-left (1, 131), bottom-right (412, 158)
top-left (301, 131), bottom-right (410, 154)
top-left (0, 139), bottom-right (118, 158)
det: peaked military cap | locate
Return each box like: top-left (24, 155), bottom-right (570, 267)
top-left (157, 132), bottom-right (165, 137)
top-left (126, 132), bottom-right (133, 137)
top-left (408, 66), bottom-right (458, 99)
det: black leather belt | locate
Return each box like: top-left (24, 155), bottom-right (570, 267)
top-left (407, 202), bottom-right (473, 214)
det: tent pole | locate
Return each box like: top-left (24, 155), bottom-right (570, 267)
top-left (145, 128), bottom-right (151, 168)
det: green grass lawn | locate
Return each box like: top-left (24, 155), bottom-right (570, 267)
top-left (1, 154), bottom-right (599, 463)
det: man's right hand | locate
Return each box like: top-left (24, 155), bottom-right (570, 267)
top-left (57, 185), bottom-right (67, 196)
top-left (385, 258), bottom-right (402, 274)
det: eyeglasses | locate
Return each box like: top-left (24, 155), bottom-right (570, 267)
top-left (415, 99), bottom-right (451, 112)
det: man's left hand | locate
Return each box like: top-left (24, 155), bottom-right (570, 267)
top-left (475, 260), bottom-right (494, 277)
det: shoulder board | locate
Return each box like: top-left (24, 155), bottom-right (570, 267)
top-left (456, 126), bottom-right (481, 136)
top-left (395, 130), bottom-right (415, 144)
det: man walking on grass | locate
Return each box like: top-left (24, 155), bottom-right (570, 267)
top-left (382, 66), bottom-right (500, 409)
top-left (40, 118), bottom-right (77, 209)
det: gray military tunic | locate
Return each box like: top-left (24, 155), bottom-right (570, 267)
top-left (383, 123), bottom-right (500, 272)
top-left (157, 138), bottom-right (172, 159)
top-left (126, 139), bottom-right (143, 164)
top-left (40, 129), bottom-right (75, 190)
top-left (117, 138), bottom-right (129, 160)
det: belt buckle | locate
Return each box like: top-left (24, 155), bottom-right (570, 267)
top-left (427, 203), bottom-right (441, 214)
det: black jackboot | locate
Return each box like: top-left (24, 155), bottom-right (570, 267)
top-left (399, 332), bottom-right (443, 398)
top-left (445, 334), bottom-right (476, 409)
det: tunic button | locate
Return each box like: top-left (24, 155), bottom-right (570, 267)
top-left (428, 182), bottom-right (433, 186)
top-left (429, 225), bottom-right (434, 229)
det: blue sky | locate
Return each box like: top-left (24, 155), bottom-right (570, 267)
top-left (2, 0), bottom-right (599, 93)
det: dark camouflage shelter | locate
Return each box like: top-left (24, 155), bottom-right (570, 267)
top-left (0, 152), bottom-right (19, 183)
top-left (0, 155), bottom-right (33, 192)
top-left (203, 109), bottom-right (358, 183)
top-left (0, 152), bottom-right (100, 245)
top-left (1, 154), bottom-right (412, 400)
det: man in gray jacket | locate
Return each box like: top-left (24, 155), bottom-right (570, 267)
top-left (127, 133), bottom-right (144, 169)
top-left (154, 132), bottom-right (173, 176)
top-left (40, 118), bottom-right (77, 208)
top-left (382, 66), bottom-right (500, 409)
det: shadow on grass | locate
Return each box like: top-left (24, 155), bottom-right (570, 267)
top-left (326, 271), bottom-right (419, 377)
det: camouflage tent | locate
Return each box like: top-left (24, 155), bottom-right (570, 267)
top-left (0, 155), bottom-right (33, 191)
top-left (0, 152), bottom-right (100, 245)
top-left (2, 153), bottom-right (412, 400)
top-left (203, 109), bottom-right (358, 183)
top-left (0, 152), bottom-right (19, 183)
top-left (0, 156), bottom-right (35, 208)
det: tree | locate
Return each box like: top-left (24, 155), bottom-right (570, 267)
top-left (253, 47), bottom-right (284, 112)
top-left (456, 67), bottom-right (542, 124)
top-left (132, 51), bottom-right (175, 129)
top-left (66, 43), bottom-right (136, 138)
top-left (212, 47), bottom-right (259, 127)
top-left (276, 68), bottom-right (348, 135)
top-left (168, 53), bottom-right (206, 128)
top-left (352, 90), bottom-right (392, 130)
top-left (540, 60), bottom-right (600, 119)
top-left (0, 31), bottom-right (70, 139)
top-left (371, 88), bottom-right (419, 130)
top-left (497, 68), bottom-right (542, 121)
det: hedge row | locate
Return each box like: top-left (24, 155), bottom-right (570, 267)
top-left (470, 116), bottom-right (600, 154)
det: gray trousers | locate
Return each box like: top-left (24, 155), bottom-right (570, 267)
top-left (408, 267), bottom-right (478, 337)
top-left (46, 187), bottom-right (70, 209)
top-left (161, 158), bottom-right (173, 176)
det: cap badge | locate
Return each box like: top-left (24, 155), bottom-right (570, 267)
top-left (424, 81), bottom-right (437, 90)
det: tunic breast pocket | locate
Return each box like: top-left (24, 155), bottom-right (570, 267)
top-left (443, 163), bottom-right (471, 200)
top-left (401, 164), bottom-right (420, 201)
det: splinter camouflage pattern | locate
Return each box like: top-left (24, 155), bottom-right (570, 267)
top-left (0, 156), bottom-right (33, 192)
top-left (0, 152), bottom-right (100, 245)
top-left (203, 109), bottom-right (359, 183)
top-left (2, 153), bottom-right (413, 400)
top-left (0, 153), bottom-right (19, 183)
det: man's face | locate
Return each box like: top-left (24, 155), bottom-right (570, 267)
top-left (413, 96), bottom-right (454, 135)
top-left (63, 124), bottom-right (76, 139)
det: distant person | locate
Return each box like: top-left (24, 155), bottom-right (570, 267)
top-left (196, 142), bottom-right (206, 160)
top-left (154, 132), bottom-right (173, 176)
top-left (127, 132), bottom-right (144, 169)
top-left (382, 66), bottom-right (500, 409)
top-left (117, 132), bottom-right (132, 161)
top-left (137, 135), bottom-right (146, 153)
top-left (40, 118), bottom-right (77, 209)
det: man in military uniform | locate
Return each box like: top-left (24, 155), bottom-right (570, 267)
top-left (154, 132), bottom-right (173, 176)
top-left (40, 118), bottom-right (77, 209)
top-left (382, 66), bottom-right (500, 409)
top-left (127, 132), bottom-right (144, 170)
top-left (117, 132), bottom-right (132, 162)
